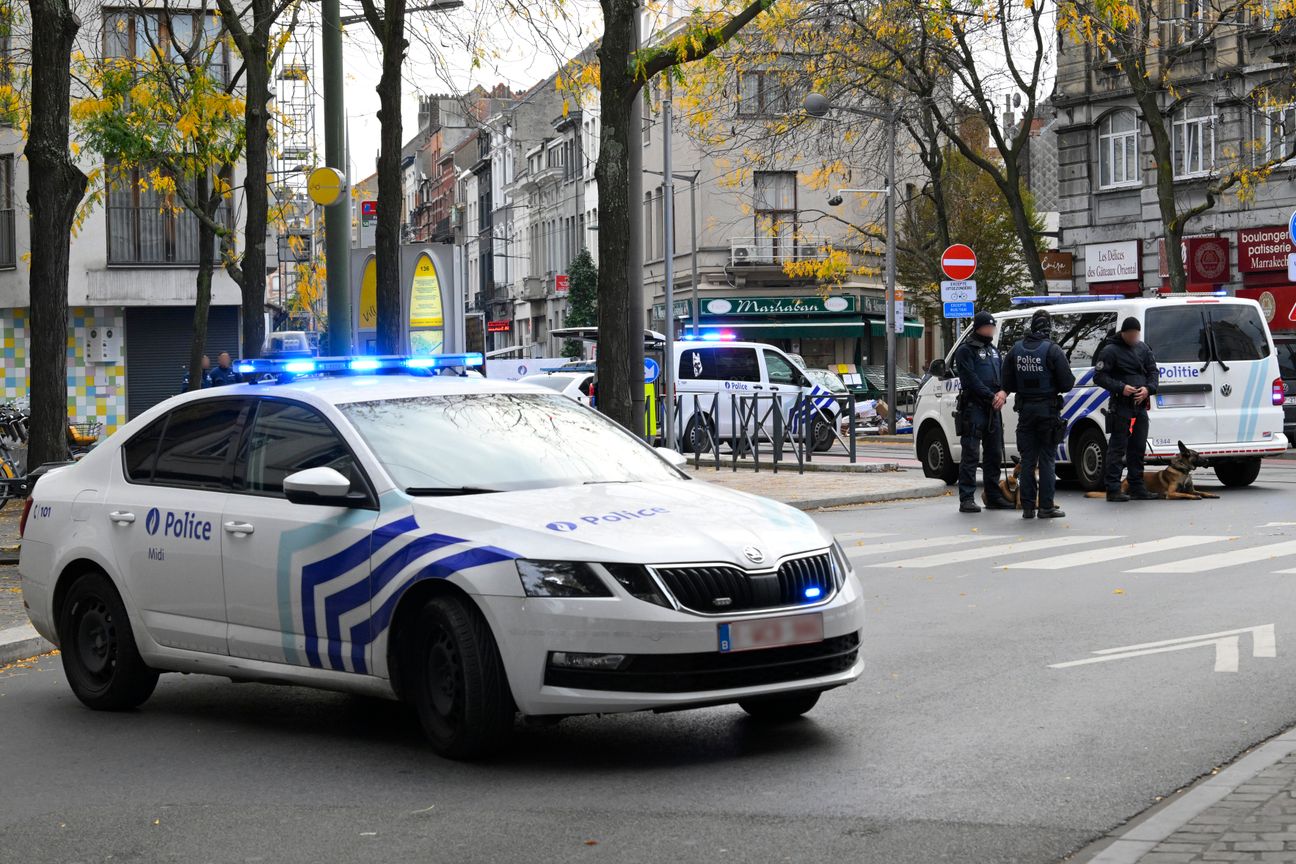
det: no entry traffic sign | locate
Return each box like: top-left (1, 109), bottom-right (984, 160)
top-left (941, 244), bottom-right (977, 281)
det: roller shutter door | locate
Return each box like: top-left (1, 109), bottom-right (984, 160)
top-left (125, 306), bottom-right (240, 419)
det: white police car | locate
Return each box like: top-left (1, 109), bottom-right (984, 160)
top-left (18, 354), bottom-right (863, 758)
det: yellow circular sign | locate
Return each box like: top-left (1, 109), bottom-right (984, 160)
top-left (307, 167), bottom-right (346, 206)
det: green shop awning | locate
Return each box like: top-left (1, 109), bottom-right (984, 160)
top-left (869, 319), bottom-right (925, 339)
top-left (703, 320), bottom-right (872, 340)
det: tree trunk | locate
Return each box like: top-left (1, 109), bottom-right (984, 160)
top-left (1138, 89), bottom-right (1185, 293)
top-left (187, 175), bottom-right (217, 392)
top-left (595, 0), bottom-right (640, 433)
top-left (373, 0), bottom-right (406, 354)
top-left (1002, 162), bottom-right (1047, 294)
top-left (239, 0), bottom-right (272, 358)
top-left (25, 0), bottom-right (87, 468)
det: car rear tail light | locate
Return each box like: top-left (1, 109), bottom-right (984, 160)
top-left (18, 497), bottom-right (32, 538)
top-left (1274, 377), bottom-right (1286, 406)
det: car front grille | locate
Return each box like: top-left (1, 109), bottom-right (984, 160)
top-left (653, 551), bottom-right (836, 614)
top-left (543, 631), bottom-right (861, 692)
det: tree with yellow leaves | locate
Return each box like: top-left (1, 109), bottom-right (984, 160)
top-left (74, 2), bottom-right (245, 390)
top-left (1058, 0), bottom-right (1296, 292)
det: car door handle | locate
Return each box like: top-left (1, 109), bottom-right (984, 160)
top-left (108, 511), bottom-right (135, 524)
top-left (223, 521), bottom-right (255, 536)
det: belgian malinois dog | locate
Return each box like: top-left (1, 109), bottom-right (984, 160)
top-left (983, 456), bottom-right (1039, 509)
top-left (1085, 440), bottom-right (1219, 500)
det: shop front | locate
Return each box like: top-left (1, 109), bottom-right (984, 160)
top-left (1236, 225), bottom-right (1296, 337)
top-left (1157, 235), bottom-right (1230, 293)
top-left (1082, 240), bottom-right (1142, 295)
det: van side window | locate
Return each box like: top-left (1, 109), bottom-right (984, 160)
top-left (677, 347), bottom-right (761, 382)
top-left (995, 318), bottom-right (1027, 353)
top-left (1145, 307), bottom-right (1208, 363)
top-left (1209, 305), bottom-right (1271, 361)
top-left (1053, 312), bottom-right (1117, 366)
top-left (763, 350), bottom-right (799, 385)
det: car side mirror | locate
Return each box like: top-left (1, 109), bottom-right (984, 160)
top-left (655, 447), bottom-right (689, 469)
top-left (928, 359), bottom-right (947, 378)
top-left (283, 466), bottom-right (362, 507)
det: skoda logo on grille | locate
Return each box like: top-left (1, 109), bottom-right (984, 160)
top-left (742, 546), bottom-right (765, 564)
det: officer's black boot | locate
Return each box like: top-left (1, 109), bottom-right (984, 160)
top-left (1039, 507), bottom-right (1066, 518)
top-left (959, 500), bottom-right (981, 514)
top-left (1129, 488), bottom-right (1159, 500)
top-left (1106, 491), bottom-right (1130, 502)
top-left (1021, 506), bottom-right (1035, 519)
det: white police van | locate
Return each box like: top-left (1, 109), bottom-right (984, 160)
top-left (675, 336), bottom-right (845, 452)
top-left (914, 295), bottom-right (1289, 490)
top-left (18, 354), bottom-right (863, 759)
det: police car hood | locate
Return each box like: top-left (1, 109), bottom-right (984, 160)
top-left (409, 479), bottom-right (829, 564)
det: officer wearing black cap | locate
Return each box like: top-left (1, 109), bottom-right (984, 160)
top-left (1002, 309), bottom-right (1076, 519)
top-left (953, 310), bottom-right (1013, 513)
top-left (1094, 316), bottom-right (1159, 502)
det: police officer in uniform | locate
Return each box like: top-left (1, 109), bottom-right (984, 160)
top-left (954, 311), bottom-right (1014, 513)
top-left (1002, 309), bottom-right (1076, 519)
top-left (1094, 317), bottom-right (1159, 502)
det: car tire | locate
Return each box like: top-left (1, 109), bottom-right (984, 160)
top-left (811, 416), bottom-right (835, 452)
top-left (1071, 426), bottom-right (1108, 492)
top-left (408, 595), bottom-right (515, 760)
top-left (57, 571), bottom-right (158, 711)
top-left (1214, 458), bottom-right (1262, 488)
top-left (738, 689), bottom-right (822, 722)
top-left (682, 416), bottom-right (714, 454)
top-left (919, 427), bottom-right (958, 485)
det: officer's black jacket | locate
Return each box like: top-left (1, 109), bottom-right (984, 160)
top-left (954, 333), bottom-right (1001, 406)
top-left (1002, 333), bottom-right (1076, 401)
top-left (1094, 334), bottom-right (1159, 415)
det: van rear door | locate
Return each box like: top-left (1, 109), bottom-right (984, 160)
top-left (1203, 302), bottom-right (1281, 447)
top-left (1142, 305), bottom-right (1215, 449)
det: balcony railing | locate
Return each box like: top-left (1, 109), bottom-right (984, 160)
top-left (729, 235), bottom-right (828, 267)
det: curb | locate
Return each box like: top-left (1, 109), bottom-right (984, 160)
top-left (0, 623), bottom-right (54, 667)
top-left (1071, 724), bottom-right (1296, 863)
top-left (688, 459), bottom-right (902, 474)
top-left (777, 483), bottom-right (950, 511)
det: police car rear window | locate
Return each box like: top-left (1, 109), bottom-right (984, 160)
top-left (1208, 305), bottom-right (1271, 362)
top-left (146, 400), bottom-right (245, 489)
top-left (678, 347), bottom-right (760, 382)
top-left (1145, 307), bottom-right (1208, 364)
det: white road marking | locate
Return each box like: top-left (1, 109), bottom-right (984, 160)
top-left (846, 534), bottom-right (1008, 558)
top-left (1261, 522), bottom-right (1296, 527)
top-left (1050, 625), bottom-right (1275, 673)
top-left (834, 531), bottom-right (894, 544)
top-left (1006, 535), bottom-right (1233, 571)
top-left (1128, 539), bottom-right (1296, 574)
top-left (867, 535), bottom-right (1117, 569)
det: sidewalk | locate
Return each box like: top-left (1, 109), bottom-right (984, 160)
top-left (685, 464), bottom-right (948, 509)
top-left (1077, 727), bottom-right (1296, 863)
top-left (0, 504), bottom-right (39, 665)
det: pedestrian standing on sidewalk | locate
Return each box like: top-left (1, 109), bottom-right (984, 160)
top-left (1094, 317), bottom-right (1159, 502)
top-left (954, 311), bottom-right (1014, 514)
top-left (1002, 309), bottom-right (1075, 519)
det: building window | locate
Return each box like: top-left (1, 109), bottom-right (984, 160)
top-left (1172, 101), bottom-right (1214, 178)
top-left (104, 9), bottom-right (228, 85)
top-left (0, 156), bottom-right (13, 269)
top-left (737, 71), bottom-right (793, 117)
top-left (1098, 110), bottom-right (1140, 188)
top-left (1172, 0), bottom-right (1206, 41)
top-left (106, 163), bottom-right (228, 265)
top-left (1262, 103), bottom-right (1296, 164)
top-left (754, 171), bottom-right (797, 260)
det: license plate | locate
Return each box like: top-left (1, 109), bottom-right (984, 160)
top-left (1156, 393), bottom-right (1205, 409)
top-left (718, 613), bottom-right (824, 653)
top-left (1286, 395), bottom-right (1296, 406)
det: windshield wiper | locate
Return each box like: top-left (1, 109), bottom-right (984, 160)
top-left (404, 486), bottom-right (503, 496)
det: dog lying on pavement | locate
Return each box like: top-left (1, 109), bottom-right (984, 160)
top-left (1084, 440), bottom-right (1219, 500)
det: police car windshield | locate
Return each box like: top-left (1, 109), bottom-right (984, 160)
top-left (338, 392), bottom-right (683, 492)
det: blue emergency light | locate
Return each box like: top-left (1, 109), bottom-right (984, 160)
top-left (1009, 294), bottom-right (1123, 306)
top-left (235, 353), bottom-right (483, 383)
top-left (679, 330), bottom-right (737, 342)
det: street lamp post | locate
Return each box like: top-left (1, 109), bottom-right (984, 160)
top-left (803, 93), bottom-right (900, 435)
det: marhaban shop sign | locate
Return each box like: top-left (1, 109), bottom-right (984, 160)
top-left (704, 295), bottom-right (858, 316)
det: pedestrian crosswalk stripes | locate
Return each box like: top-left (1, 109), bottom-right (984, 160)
top-left (839, 530), bottom-right (1296, 575)
top-left (866, 535), bottom-right (1118, 569)
top-left (845, 535), bottom-right (1010, 557)
top-left (1004, 535), bottom-right (1234, 571)
top-left (1128, 539), bottom-right (1296, 574)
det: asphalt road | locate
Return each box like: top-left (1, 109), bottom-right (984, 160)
top-left (3, 461), bottom-right (1296, 863)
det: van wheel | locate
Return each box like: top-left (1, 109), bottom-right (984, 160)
top-left (682, 417), bottom-right (714, 454)
top-left (1072, 426), bottom-right (1108, 492)
top-left (739, 689), bottom-right (821, 722)
top-left (811, 416), bottom-right (835, 452)
top-left (58, 571), bottom-right (158, 711)
top-left (919, 428), bottom-right (957, 485)
top-left (1214, 458), bottom-right (1261, 487)
top-left (408, 595), bottom-right (515, 760)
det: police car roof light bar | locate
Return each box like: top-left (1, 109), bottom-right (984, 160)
top-left (236, 353), bottom-right (484, 383)
top-left (679, 330), bottom-right (737, 342)
top-left (1009, 294), bottom-right (1123, 306)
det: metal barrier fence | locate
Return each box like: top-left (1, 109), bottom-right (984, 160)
top-left (657, 392), bottom-right (858, 474)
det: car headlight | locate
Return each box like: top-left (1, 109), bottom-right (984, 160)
top-left (830, 538), bottom-right (852, 585)
top-left (603, 563), bottom-right (672, 608)
top-left (516, 560), bottom-right (612, 598)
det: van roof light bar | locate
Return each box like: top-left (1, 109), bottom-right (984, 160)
top-left (1009, 294), bottom-right (1124, 306)
top-left (234, 353), bottom-right (484, 384)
